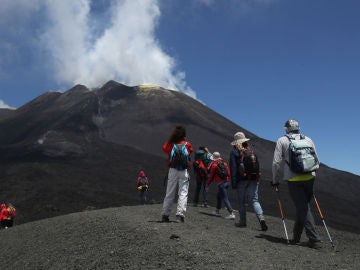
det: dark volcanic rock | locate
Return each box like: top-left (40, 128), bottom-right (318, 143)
top-left (0, 204), bottom-right (358, 270)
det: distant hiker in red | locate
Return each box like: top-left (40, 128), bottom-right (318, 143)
top-left (6, 203), bottom-right (16, 228)
top-left (0, 203), bottom-right (9, 229)
top-left (161, 126), bottom-right (193, 223)
top-left (206, 152), bottom-right (235, 220)
top-left (137, 170), bottom-right (149, 205)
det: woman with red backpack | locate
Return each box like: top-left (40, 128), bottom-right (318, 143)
top-left (206, 152), bottom-right (235, 220)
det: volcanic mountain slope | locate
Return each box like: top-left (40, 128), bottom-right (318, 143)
top-left (0, 204), bottom-right (359, 270)
top-left (0, 81), bottom-right (359, 233)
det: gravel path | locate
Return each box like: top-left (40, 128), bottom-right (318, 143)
top-left (0, 204), bottom-right (359, 270)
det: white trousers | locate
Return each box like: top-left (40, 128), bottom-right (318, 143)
top-left (162, 168), bottom-right (189, 217)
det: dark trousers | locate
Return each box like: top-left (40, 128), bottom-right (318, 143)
top-left (138, 189), bottom-right (148, 205)
top-left (193, 175), bottom-right (207, 204)
top-left (288, 179), bottom-right (320, 242)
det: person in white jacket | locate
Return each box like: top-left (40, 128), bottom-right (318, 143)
top-left (272, 119), bottom-right (321, 249)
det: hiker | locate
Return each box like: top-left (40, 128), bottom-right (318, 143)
top-left (0, 203), bottom-right (8, 229)
top-left (192, 146), bottom-right (213, 207)
top-left (161, 125), bottom-right (193, 223)
top-left (229, 132), bottom-right (268, 230)
top-left (5, 203), bottom-right (16, 228)
top-left (206, 152), bottom-right (235, 220)
top-left (137, 170), bottom-right (149, 205)
top-left (272, 119), bottom-right (321, 248)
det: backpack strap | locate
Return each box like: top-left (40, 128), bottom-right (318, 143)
top-left (286, 134), bottom-right (305, 141)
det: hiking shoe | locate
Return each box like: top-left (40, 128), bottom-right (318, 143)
top-left (260, 220), bottom-right (268, 231)
top-left (225, 213), bottom-right (236, 220)
top-left (161, 215), bottom-right (170, 223)
top-left (307, 240), bottom-right (321, 249)
top-left (176, 214), bottom-right (185, 223)
top-left (235, 221), bottom-right (247, 227)
top-left (289, 239), bottom-right (300, 245)
top-left (203, 203), bottom-right (208, 208)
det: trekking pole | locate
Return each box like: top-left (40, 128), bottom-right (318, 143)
top-left (275, 187), bottom-right (290, 244)
top-left (313, 195), bottom-right (334, 248)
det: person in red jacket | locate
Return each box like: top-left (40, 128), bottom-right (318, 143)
top-left (136, 170), bottom-right (149, 205)
top-left (161, 126), bottom-right (193, 223)
top-left (0, 203), bottom-right (9, 229)
top-left (6, 203), bottom-right (16, 228)
top-left (206, 152), bottom-right (235, 220)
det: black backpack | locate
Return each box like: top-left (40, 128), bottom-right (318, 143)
top-left (216, 160), bottom-right (229, 179)
top-left (239, 148), bottom-right (260, 180)
top-left (170, 143), bottom-right (189, 170)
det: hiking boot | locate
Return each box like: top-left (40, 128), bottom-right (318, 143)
top-left (203, 203), bottom-right (208, 208)
top-left (260, 220), bottom-right (268, 231)
top-left (161, 215), bottom-right (170, 223)
top-left (289, 239), bottom-right (300, 245)
top-left (235, 221), bottom-right (247, 227)
top-left (212, 210), bottom-right (221, 217)
top-left (176, 214), bottom-right (185, 223)
top-left (307, 240), bottom-right (322, 249)
top-left (225, 212), bottom-right (236, 220)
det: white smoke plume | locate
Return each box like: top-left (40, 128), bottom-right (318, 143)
top-left (0, 99), bottom-right (13, 109)
top-left (0, 0), bottom-right (196, 98)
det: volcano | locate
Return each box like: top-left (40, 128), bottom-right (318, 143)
top-left (0, 81), bottom-right (359, 233)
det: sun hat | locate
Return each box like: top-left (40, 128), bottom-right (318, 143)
top-left (212, 152), bottom-right (221, 160)
top-left (230, 132), bottom-right (250, 146)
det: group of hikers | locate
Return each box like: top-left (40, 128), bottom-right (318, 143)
top-left (0, 202), bottom-right (16, 229)
top-left (150, 119), bottom-right (323, 249)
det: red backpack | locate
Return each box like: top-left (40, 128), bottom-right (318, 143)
top-left (193, 159), bottom-right (207, 177)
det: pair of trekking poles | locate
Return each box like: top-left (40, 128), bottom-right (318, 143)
top-left (274, 186), bottom-right (334, 248)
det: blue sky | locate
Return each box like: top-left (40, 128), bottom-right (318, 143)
top-left (0, 0), bottom-right (359, 176)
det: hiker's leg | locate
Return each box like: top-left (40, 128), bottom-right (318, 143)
top-left (288, 181), bottom-right (307, 241)
top-left (236, 181), bottom-right (247, 221)
top-left (176, 169), bottom-right (189, 217)
top-left (248, 181), bottom-right (264, 217)
top-left (162, 168), bottom-right (178, 216)
top-left (143, 189), bottom-right (147, 204)
top-left (193, 176), bottom-right (201, 204)
top-left (201, 177), bottom-right (208, 205)
top-left (138, 191), bottom-right (142, 204)
top-left (303, 179), bottom-right (321, 242)
top-left (219, 182), bottom-right (233, 212)
top-left (216, 183), bottom-right (225, 210)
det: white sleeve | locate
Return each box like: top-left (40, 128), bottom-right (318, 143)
top-left (272, 138), bottom-right (284, 183)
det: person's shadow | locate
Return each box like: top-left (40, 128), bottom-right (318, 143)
top-left (256, 233), bottom-right (290, 245)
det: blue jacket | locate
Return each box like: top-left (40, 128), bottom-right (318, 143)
top-left (229, 147), bottom-right (244, 188)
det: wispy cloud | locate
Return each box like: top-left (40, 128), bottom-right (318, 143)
top-left (0, 99), bottom-right (13, 109)
top-left (0, 0), bottom-right (195, 98)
